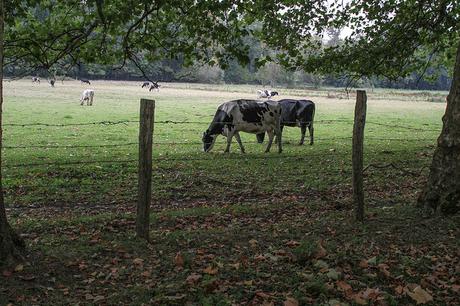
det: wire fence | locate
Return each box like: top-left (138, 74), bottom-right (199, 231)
top-left (2, 117), bottom-right (438, 207)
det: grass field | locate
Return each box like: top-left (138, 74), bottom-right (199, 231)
top-left (1, 80), bottom-right (459, 305)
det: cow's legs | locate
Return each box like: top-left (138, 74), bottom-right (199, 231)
top-left (299, 124), bottom-right (307, 145)
top-left (265, 130), bottom-right (275, 153)
top-left (90, 96), bottom-right (93, 106)
top-left (80, 99), bottom-right (84, 106)
top-left (308, 122), bottom-right (314, 145)
top-left (276, 126), bottom-right (282, 153)
top-left (234, 132), bottom-right (245, 153)
top-left (275, 125), bottom-right (284, 144)
top-left (224, 131), bottom-right (235, 153)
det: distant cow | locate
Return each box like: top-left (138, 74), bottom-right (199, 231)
top-left (49, 79), bottom-right (55, 87)
top-left (257, 89), bottom-right (279, 99)
top-left (149, 82), bottom-right (160, 92)
top-left (257, 99), bottom-right (315, 145)
top-left (80, 89), bottom-right (95, 106)
top-left (32, 77), bottom-right (40, 84)
top-left (202, 99), bottom-right (282, 153)
top-left (80, 79), bottom-right (91, 85)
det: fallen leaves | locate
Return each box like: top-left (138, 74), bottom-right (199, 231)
top-left (406, 286), bottom-right (433, 304)
top-left (377, 263), bottom-right (391, 278)
top-left (283, 297), bottom-right (299, 306)
top-left (185, 273), bottom-right (202, 285)
top-left (14, 264), bottom-right (24, 272)
top-left (174, 252), bottom-right (184, 268)
top-left (203, 265), bottom-right (218, 275)
top-left (132, 258), bottom-right (144, 266)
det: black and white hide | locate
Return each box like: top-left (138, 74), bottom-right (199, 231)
top-left (32, 77), bottom-right (40, 84)
top-left (257, 89), bottom-right (279, 99)
top-left (149, 82), bottom-right (160, 92)
top-left (256, 99), bottom-right (315, 145)
top-left (202, 99), bottom-right (283, 153)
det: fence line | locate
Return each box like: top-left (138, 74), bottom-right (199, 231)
top-left (3, 118), bottom-right (441, 132)
top-left (3, 142), bottom-right (139, 149)
top-left (3, 120), bottom-right (139, 127)
top-left (2, 136), bottom-right (437, 150)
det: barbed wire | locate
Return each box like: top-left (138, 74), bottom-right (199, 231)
top-left (3, 159), bottom-right (138, 168)
top-left (3, 118), bottom-right (441, 132)
top-left (3, 120), bottom-right (139, 127)
top-left (3, 142), bottom-right (139, 149)
top-left (2, 135), bottom-right (437, 150)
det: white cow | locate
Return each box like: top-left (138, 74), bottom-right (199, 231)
top-left (80, 89), bottom-right (95, 106)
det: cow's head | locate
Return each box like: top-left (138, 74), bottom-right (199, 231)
top-left (202, 130), bottom-right (217, 152)
top-left (271, 91), bottom-right (279, 96)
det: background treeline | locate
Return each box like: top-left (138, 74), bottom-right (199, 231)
top-left (4, 28), bottom-right (452, 91)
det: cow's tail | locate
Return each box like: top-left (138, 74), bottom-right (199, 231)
top-left (310, 103), bottom-right (315, 127)
top-left (309, 103), bottom-right (315, 145)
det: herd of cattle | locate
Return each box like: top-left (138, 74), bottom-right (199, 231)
top-left (31, 77), bottom-right (316, 153)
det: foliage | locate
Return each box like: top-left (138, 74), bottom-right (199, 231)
top-left (3, 1), bottom-right (455, 89)
top-left (253, 1), bottom-right (460, 80)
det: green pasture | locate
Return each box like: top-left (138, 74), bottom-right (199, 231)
top-left (2, 80), bottom-right (445, 207)
top-left (3, 80), bottom-right (459, 306)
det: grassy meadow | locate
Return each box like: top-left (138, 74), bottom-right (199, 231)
top-left (1, 80), bottom-right (459, 305)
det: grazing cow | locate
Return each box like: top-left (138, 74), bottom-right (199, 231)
top-left (32, 77), bottom-right (40, 84)
top-left (49, 79), bottom-right (55, 87)
top-left (202, 99), bottom-right (282, 153)
top-left (141, 81), bottom-right (150, 88)
top-left (80, 89), bottom-right (95, 106)
top-left (80, 79), bottom-right (91, 85)
top-left (149, 82), bottom-right (160, 92)
top-left (257, 99), bottom-right (315, 145)
top-left (257, 89), bottom-right (279, 99)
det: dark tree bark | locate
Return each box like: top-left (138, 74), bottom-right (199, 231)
top-left (418, 41), bottom-right (460, 215)
top-left (0, 0), bottom-right (25, 264)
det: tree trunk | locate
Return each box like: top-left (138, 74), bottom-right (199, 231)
top-left (418, 40), bottom-right (460, 215)
top-left (0, 0), bottom-right (25, 264)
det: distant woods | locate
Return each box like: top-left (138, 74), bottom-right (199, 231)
top-left (3, 29), bottom-right (452, 91)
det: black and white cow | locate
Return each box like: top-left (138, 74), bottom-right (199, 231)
top-left (80, 79), bottom-right (91, 85)
top-left (32, 77), bottom-right (40, 84)
top-left (257, 89), bottom-right (279, 99)
top-left (149, 82), bottom-right (160, 92)
top-left (257, 99), bottom-right (315, 145)
top-left (202, 99), bottom-right (283, 153)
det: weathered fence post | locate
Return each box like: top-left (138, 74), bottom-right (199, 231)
top-left (137, 99), bottom-right (155, 240)
top-left (352, 90), bottom-right (367, 222)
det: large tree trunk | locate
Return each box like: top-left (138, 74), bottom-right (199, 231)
top-left (418, 41), bottom-right (460, 214)
top-left (0, 0), bottom-right (25, 264)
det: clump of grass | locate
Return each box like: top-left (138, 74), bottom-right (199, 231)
top-left (293, 239), bottom-right (320, 264)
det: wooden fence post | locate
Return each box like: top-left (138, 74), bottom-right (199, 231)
top-left (352, 90), bottom-right (367, 222)
top-left (137, 99), bottom-right (155, 240)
